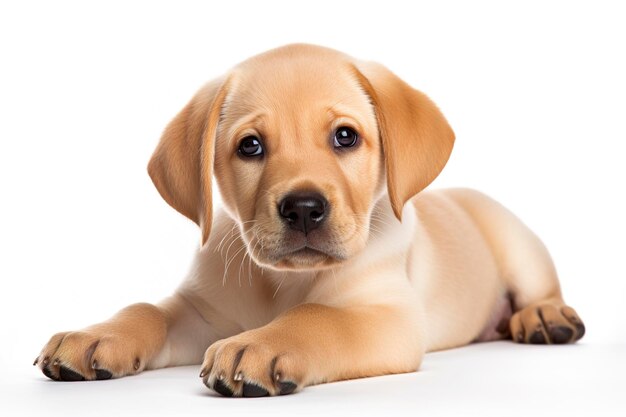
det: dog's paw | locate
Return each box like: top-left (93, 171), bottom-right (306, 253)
top-left (34, 330), bottom-right (146, 381)
top-left (510, 303), bottom-right (585, 344)
top-left (200, 333), bottom-right (305, 397)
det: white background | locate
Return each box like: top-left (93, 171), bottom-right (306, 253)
top-left (1, 0), bottom-right (624, 415)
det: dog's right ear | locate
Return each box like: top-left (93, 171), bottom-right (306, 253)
top-left (148, 77), bottom-right (230, 246)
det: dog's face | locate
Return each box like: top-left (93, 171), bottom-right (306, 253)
top-left (148, 44), bottom-right (455, 271)
top-left (213, 54), bottom-right (383, 270)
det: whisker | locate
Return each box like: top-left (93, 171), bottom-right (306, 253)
top-left (215, 222), bottom-right (238, 254)
top-left (248, 234), bottom-right (264, 286)
top-left (330, 267), bottom-right (339, 296)
top-left (220, 230), bottom-right (241, 261)
top-left (223, 243), bottom-right (247, 287)
top-left (272, 275), bottom-right (286, 299)
top-left (238, 251), bottom-right (245, 288)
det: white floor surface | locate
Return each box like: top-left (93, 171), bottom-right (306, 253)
top-left (2, 342), bottom-right (624, 417)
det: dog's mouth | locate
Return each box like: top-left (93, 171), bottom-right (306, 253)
top-left (244, 218), bottom-right (361, 271)
top-left (272, 244), bottom-right (337, 268)
top-left (274, 247), bottom-right (337, 269)
top-left (285, 243), bottom-right (338, 258)
top-left (261, 238), bottom-right (347, 270)
top-left (286, 246), bottom-right (328, 260)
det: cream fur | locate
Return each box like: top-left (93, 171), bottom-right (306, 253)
top-left (35, 44), bottom-right (584, 396)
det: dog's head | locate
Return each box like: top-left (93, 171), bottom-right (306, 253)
top-left (148, 44), bottom-right (454, 271)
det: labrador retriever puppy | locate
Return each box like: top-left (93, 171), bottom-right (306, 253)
top-left (35, 44), bottom-right (585, 396)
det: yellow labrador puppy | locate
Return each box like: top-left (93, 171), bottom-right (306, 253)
top-left (35, 44), bottom-right (585, 396)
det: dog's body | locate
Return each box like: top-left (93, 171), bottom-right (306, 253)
top-left (36, 44), bottom-right (584, 396)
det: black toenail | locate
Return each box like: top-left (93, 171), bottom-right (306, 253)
top-left (549, 326), bottom-right (574, 344)
top-left (59, 366), bottom-right (85, 381)
top-left (95, 369), bottom-right (112, 380)
top-left (529, 330), bottom-right (546, 344)
top-left (42, 366), bottom-right (58, 381)
top-left (574, 322), bottom-right (585, 340)
top-left (213, 379), bottom-right (233, 397)
top-left (278, 381), bottom-right (297, 395)
top-left (243, 382), bottom-right (269, 397)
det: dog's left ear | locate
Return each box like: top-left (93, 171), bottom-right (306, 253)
top-left (148, 77), bottom-right (230, 245)
top-left (352, 62), bottom-right (455, 220)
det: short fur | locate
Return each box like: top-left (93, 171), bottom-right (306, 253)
top-left (35, 44), bottom-right (585, 396)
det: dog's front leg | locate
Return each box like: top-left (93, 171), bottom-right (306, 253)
top-left (200, 303), bottom-right (422, 397)
top-left (35, 293), bottom-right (212, 380)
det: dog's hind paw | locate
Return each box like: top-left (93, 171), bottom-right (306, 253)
top-left (510, 303), bottom-right (585, 345)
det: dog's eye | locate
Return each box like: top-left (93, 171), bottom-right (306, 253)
top-left (238, 136), bottom-right (264, 157)
top-left (333, 127), bottom-right (358, 148)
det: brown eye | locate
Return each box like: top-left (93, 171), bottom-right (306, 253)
top-left (238, 136), bottom-right (263, 157)
top-left (333, 127), bottom-right (358, 148)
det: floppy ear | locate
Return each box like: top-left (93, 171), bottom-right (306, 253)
top-left (148, 77), bottom-right (229, 245)
top-left (352, 62), bottom-right (455, 220)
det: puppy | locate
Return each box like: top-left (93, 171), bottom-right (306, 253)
top-left (35, 44), bottom-right (585, 396)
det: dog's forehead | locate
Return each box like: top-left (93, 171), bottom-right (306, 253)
top-left (227, 45), bottom-right (371, 117)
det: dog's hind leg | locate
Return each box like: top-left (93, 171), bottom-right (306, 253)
top-left (444, 188), bottom-right (585, 344)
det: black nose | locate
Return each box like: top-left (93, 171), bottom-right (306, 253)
top-left (278, 192), bottom-right (328, 234)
